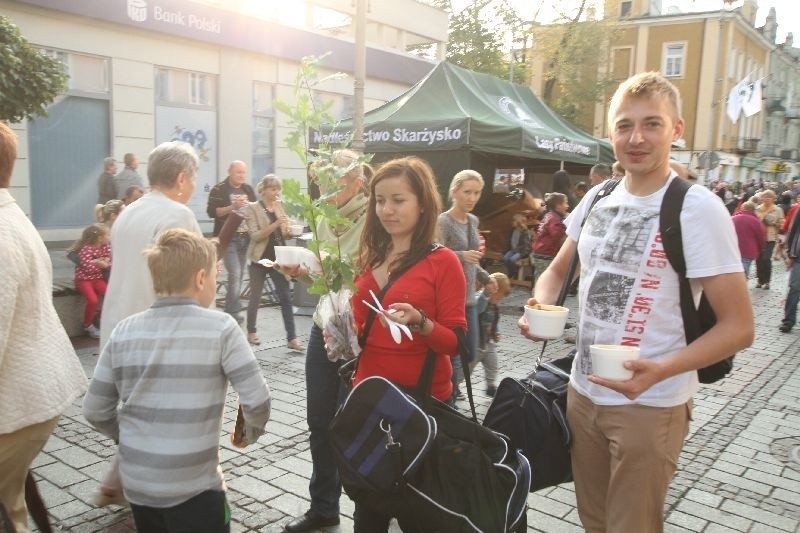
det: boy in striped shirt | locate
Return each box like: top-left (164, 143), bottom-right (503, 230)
top-left (84, 228), bottom-right (271, 532)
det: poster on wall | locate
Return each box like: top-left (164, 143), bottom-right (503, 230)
top-left (155, 105), bottom-right (217, 222)
top-left (493, 168), bottom-right (524, 193)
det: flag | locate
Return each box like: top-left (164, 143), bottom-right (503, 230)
top-left (726, 78), bottom-right (749, 124)
top-left (742, 78), bottom-right (763, 117)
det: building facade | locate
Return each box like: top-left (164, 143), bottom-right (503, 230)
top-left (759, 8), bottom-right (800, 183)
top-left (528, 0), bottom-right (782, 184)
top-left (4, 0), bottom-right (447, 239)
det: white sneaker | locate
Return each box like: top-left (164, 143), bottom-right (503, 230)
top-left (85, 324), bottom-right (100, 339)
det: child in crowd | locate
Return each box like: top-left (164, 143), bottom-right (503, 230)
top-left (68, 224), bottom-right (111, 338)
top-left (83, 228), bottom-right (271, 533)
top-left (470, 272), bottom-right (511, 397)
top-left (531, 192), bottom-right (569, 287)
top-left (502, 213), bottom-right (531, 278)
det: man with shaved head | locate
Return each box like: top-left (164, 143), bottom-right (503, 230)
top-left (207, 160), bottom-right (256, 322)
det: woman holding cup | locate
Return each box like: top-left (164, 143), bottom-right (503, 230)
top-left (437, 170), bottom-right (497, 401)
top-left (244, 175), bottom-right (302, 351)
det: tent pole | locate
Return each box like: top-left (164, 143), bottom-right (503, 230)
top-left (352, 0), bottom-right (367, 154)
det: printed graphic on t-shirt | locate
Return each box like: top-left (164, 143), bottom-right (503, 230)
top-left (577, 204), bottom-right (668, 375)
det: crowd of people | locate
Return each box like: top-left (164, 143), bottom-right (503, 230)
top-left (2, 69), bottom-right (799, 533)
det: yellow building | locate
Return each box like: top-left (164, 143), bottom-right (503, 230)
top-left (529, 0), bottom-right (774, 183)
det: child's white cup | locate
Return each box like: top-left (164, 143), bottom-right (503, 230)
top-left (523, 304), bottom-right (569, 340)
top-left (589, 345), bottom-right (640, 381)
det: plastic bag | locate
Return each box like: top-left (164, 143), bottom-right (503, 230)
top-left (318, 289), bottom-right (361, 362)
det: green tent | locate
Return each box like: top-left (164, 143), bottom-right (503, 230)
top-left (317, 61), bottom-right (614, 201)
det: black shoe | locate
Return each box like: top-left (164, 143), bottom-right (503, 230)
top-left (486, 386), bottom-right (497, 398)
top-left (284, 511), bottom-right (339, 532)
top-left (779, 324), bottom-right (792, 333)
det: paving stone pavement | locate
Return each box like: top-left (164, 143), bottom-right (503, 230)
top-left (28, 264), bottom-right (800, 532)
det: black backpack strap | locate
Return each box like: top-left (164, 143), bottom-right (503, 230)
top-left (659, 177), bottom-right (704, 344)
top-left (535, 178), bottom-right (620, 369)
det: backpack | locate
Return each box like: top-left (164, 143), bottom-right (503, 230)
top-left (659, 177), bottom-right (735, 383)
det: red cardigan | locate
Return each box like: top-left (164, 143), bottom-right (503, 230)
top-left (353, 247), bottom-right (467, 401)
top-left (533, 211), bottom-right (566, 258)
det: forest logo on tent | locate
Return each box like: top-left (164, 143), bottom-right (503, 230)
top-left (498, 96), bottom-right (542, 128)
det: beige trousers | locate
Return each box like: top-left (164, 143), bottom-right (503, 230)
top-left (0, 417), bottom-right (60, 533)
top-left (567, 386), bottom-right (691, 533)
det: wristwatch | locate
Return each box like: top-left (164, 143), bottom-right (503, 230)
top-left (408, 308), bottom-right (429, 332)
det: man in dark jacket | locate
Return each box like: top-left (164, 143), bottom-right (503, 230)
top-left (780, 212), bottom-right (800, 333)
top-left (206, 161), bottom-right (256, 321)
top-left (97, 157), bottom-right (117, 204)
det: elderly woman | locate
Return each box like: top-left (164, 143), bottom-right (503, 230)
top-left (100, 141), bottom-right (202, 347)
top-left (244, 174), bottom-right (302, 351)
top-left (283, 149), bottom-right (372, 533)
top-left (755, 189), bottom-right (785, 290)
top-left (0, 122), bottom-right (87, 533)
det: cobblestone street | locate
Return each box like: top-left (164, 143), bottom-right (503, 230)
top-left (28, 264), bottom-right (800, 532)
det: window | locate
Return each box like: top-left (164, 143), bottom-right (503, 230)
top-left (662, 43), bottom-right (685, 78)
top-left (314, 91), bottom-right (354, 122)
top-left (155, 68), bottom-right (216, 107)
top-left (252, 82), bottom-right (275, 178)
top-left (620, 0), bottom-right (632, 18)
top-left (39, 48), bottom-right (109, 94)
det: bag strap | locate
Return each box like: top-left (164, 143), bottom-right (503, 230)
top-left (415, 327), bottom-right (478, 421)
top-left (535, 178), bottom-right (620, 369)
top-left (659, 177), bottom-right (705, 344)
top-left (358, 243), bottom-right (442, 347)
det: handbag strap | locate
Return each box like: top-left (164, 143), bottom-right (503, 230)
top-left (414, 327), bottom-right (478, 421)
top-left (534, 178), bottom-right (620, 369)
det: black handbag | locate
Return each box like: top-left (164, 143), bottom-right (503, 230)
top-left (329, 330), bottom-right (531, 532)
top-left (483, 352), bottom-right (573, 492)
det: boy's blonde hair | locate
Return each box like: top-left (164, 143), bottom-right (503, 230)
top-left (146, 229), bottom-right (217, 294)
top-left (607, 71), bottom-right (683, 126)
top-left (490, 272), bottom-right (511, 298)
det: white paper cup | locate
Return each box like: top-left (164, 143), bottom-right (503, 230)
top-left (273, 246), bottom-right (320, 270)
top-left (290, 224), bottom-right (304, 237)
top-left (523, 304), bottom-right (569, 340)
top-left (589, 345), bottom-right (640, 381)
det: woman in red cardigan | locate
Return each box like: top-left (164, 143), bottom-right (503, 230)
top-left (350, 156), bottom-right (466, 531)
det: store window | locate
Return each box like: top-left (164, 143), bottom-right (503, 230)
top-left (662, 43), bottom-right (685, 78)
top-left (156, 67), bottom-right (216, 107)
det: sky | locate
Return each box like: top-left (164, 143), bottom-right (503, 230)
top-left (451, 0), bottom-right (800, 46)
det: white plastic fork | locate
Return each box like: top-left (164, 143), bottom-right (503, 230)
top-left (362, 290), bottom-right (413, 343)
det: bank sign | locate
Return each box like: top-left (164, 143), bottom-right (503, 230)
top-left (126, 0), bottom-right (222, 34)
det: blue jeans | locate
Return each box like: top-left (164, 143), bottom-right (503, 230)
top-left (741, 258), bottom-right (753, 278)
top-left (305, 324), bottom-right (346, 518)
top-left (246, 263), bottom-right (296, 341)
top-left (223, 234), bottom-right (249, 317)
top-left (783, 260), bottom-right (800, 328)
top-left (503, 250), bottom-right (522, 276)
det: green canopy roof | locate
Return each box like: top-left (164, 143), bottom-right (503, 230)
top-left (319, 61), bottom-right (614, 165)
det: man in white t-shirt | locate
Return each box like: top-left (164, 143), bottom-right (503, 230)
top-left (520, 72), bottom-right (753, 532)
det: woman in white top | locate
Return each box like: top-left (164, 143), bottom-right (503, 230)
top-left (100, 142), bottom-right (202, 347)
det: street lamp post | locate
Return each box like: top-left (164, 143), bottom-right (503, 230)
top-left (352, 0), bottom-right (367, 154)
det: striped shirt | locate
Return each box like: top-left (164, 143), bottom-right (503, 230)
top-left (83, 297), bottom-right (271, 508)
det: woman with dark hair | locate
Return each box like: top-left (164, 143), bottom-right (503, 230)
top-left (349, 155), bottom-right (466, 532)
